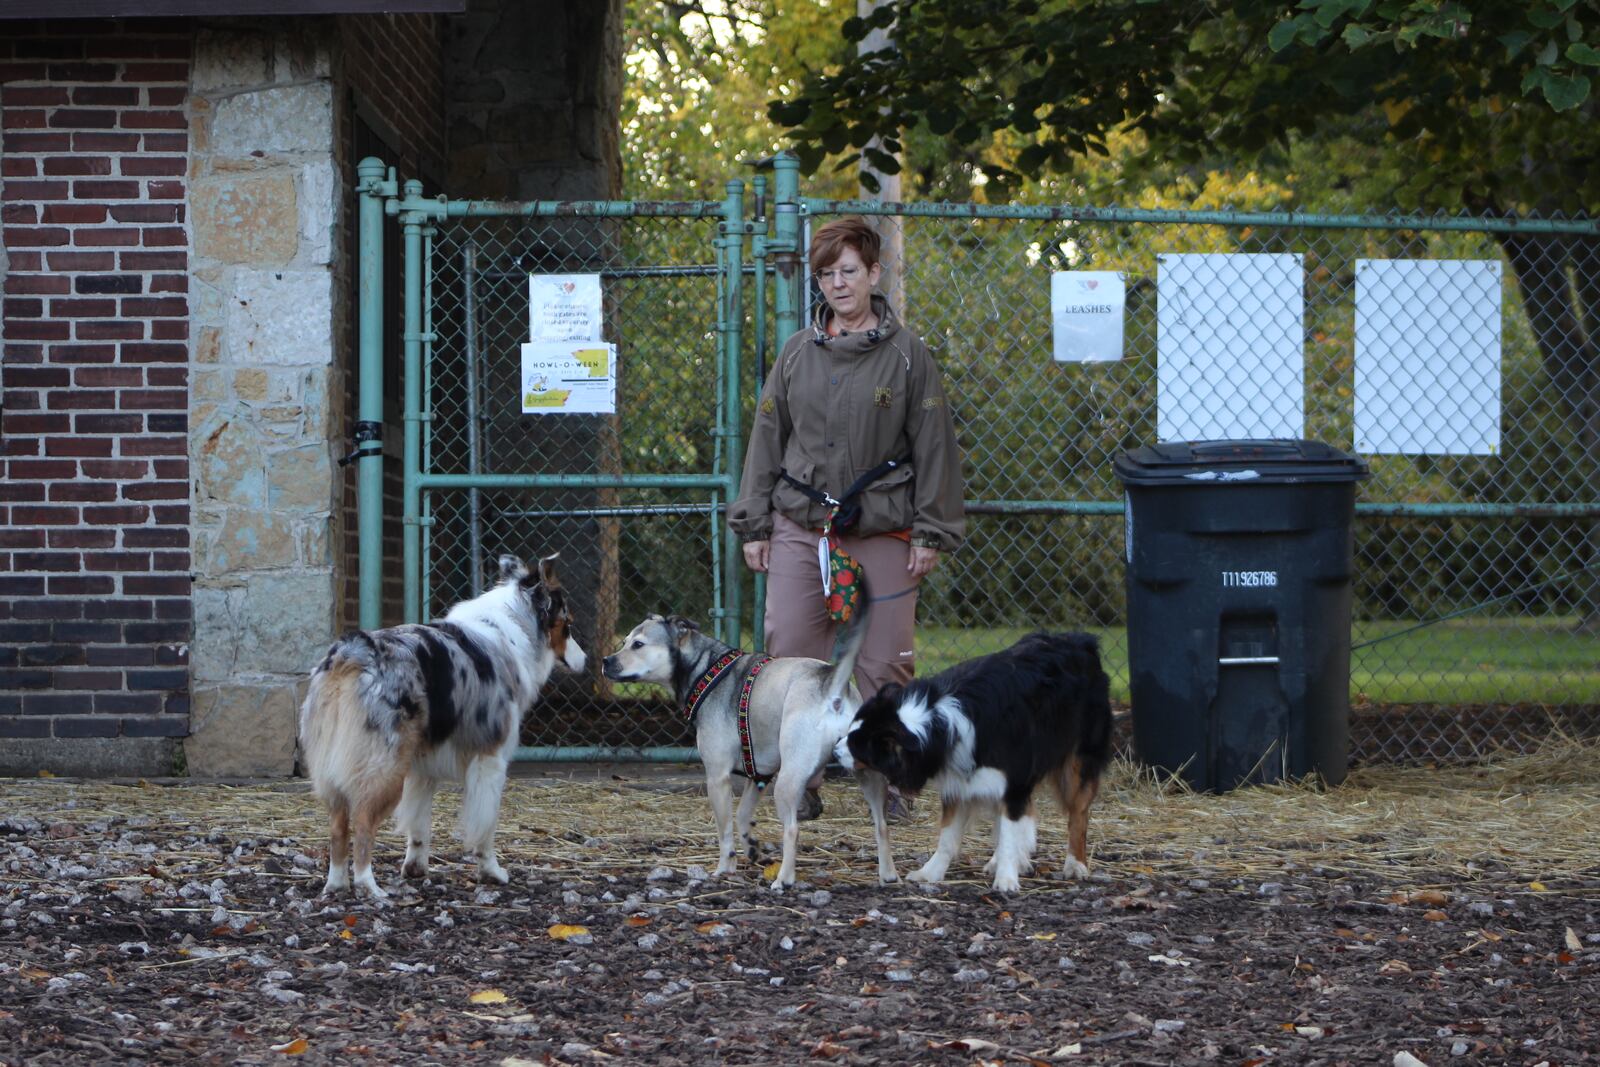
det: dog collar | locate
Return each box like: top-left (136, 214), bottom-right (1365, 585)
top-left (682, 649), bottom-right (745, 725)
top-left (737, 654), bottom-right (775, 784)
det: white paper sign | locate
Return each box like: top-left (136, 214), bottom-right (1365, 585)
top-left (1354, 258), bottom-right (1501, 455)
top-left (528, 273), bottom-right (602, 342)
top-left (1051, 271), bottom-right (1125, 362)
top-left (520, 341), bottom-right (616, 415)
top-left (1156, 252), bottom-right (1305, 442)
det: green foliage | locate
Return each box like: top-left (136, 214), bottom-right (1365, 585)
top-left (772, 0), bottom-right (1600, 210)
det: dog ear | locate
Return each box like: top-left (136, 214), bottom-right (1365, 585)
top-left (873, 682), bottom-right (905, 707)
top-left (497, 554), bottom-right (530, 583)
top-left (670, 616), bottom-right (699, 643)
top-left (537, 552), bottom-right (562, 588)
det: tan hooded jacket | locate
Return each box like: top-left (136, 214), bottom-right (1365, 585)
top-left (728, 295), bottom-right (966, 551)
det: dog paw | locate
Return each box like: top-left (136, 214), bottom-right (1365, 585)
top-left (1059, 856), bottom-right (1090, 881)
top-left (878, 870), bottom-right (900, 885)
top-left (714, 861), bottom-right (738, 878)
top-left (906, 866), bottom-right (940, 884)
top-left (990, 873), bottom-right (1022, 893)
top-left (353, 876), bottom-right (388, 901)
top-left (401, 859), bottom-right (429, 880)
top-left (318, 879), bottom-right (347, 898)
top-left (478, 860), bottom-right (510, 885)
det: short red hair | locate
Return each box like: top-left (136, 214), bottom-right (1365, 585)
top-left (809, 216), bottom-right (881, 272)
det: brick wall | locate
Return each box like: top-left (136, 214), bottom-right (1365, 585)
top-left (1, 21), bottom-right (192, 766)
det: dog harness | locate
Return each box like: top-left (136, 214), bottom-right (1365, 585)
top-left (735, 654), bottom-right (774, 784)
top-left (680, 649), bottom-right (776, 786)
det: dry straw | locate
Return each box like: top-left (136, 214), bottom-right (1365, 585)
top-left (4, 736), bottom-right (1596, 893)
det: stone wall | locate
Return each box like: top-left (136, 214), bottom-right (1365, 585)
top-left (444, 0), bottom-right (622, 201)
top-left (184, 24), bottom-right (339, 777)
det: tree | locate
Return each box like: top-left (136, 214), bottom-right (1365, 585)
top-left (774, 0), bottom-right (1600, 628)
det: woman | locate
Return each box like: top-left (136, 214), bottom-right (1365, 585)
top-left (730, 216), bottom-right (966, 816)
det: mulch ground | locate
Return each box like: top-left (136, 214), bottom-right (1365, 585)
top-left (2, 747), bottom-right (1598, 1067)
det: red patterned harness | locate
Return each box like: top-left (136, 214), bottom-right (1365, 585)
top-left (681, 649), bottom-right (775, 786)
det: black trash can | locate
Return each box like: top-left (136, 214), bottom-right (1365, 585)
top-left (1114, 439), bottom-right (1369, 792)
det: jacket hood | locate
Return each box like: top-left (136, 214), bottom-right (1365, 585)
top-left (811, 293), bottom-right (903, 353)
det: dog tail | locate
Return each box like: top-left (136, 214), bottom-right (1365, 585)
top-left (821, 571), bottom-right (872, 708)
top-left (299, 644), bottom-right (396, 806)
top-left (1072, 634), bottom-right (1115, 786)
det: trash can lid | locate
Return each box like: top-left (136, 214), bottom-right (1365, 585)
top-left (1114, 439), bottom-right (1370, 486)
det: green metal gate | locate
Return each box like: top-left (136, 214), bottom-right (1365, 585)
top-left (355, 156), bottom-right (1600, 765)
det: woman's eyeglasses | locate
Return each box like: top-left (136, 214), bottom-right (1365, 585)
top-left (816, 266), bottom-right (862, 283)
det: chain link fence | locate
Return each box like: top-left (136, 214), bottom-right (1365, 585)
top-left (404, 182), bottom-right (1600, 764)
top-left (804, 208), bottom-right (1600, 763)
top-left (423, 211), bottom-right (729, 751)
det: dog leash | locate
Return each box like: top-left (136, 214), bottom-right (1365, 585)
top-left (681, 649), bottom-right (776, 787)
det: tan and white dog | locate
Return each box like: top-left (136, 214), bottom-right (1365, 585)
top-left (298, 553), bottom-right (586, 899)
top-left (603, 588), bottom-right (897, 888)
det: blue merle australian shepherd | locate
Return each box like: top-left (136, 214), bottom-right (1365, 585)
top-left (836, 632), bottom-right (1112, 893)
top-left (298, 554), bottom-right (586, 899)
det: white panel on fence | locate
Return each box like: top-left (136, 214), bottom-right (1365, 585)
top-left (1156, 252), bottom-right (1305, 442)
top-left (1051, 270), bottom-right (1125, 362)
top-left (528, 273), bottom-right (603, 342)
top-left (1354, 258), bottom-right (1502, 455)
top-left (520, 341), bottom-right (617, 415)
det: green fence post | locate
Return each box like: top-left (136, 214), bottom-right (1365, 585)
top-left (401, 178), bottom-right (425, 623)
top-left (355, 158), bottom-right (388, 629)
top-left (720, 178), bottom-right (747, 647)
top-left (771, 151), bottom-right (803, 349)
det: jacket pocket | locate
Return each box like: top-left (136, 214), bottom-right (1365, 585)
top-left (857, 462), bottom-right (915, 533)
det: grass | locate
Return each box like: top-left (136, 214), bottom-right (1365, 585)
top-left (916, 615), bottom-right (1600, 706)
top-left (604, 615), bottom-right (1600, 708)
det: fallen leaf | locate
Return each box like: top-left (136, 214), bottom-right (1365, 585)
top-left (469, 989), bottom-right (508, 1005)
top-left (1565, 928), bottom-right (1582, 952)
top-left (1529, 881), bottom-right (1547, 892)
top-left (343, 914), bottom-right (359, 927)
top-left (338, 929), bottom-right (354, 940)
top-left (548, 924), bottom-right (590, 940)
top-left (1408, 890), bottom-right (1449, 906)
top-left (810, 1039), bottom-right (847, 1058)
top-left (1378, 959), bottom-right (1411, 975)
top-left (1295, 1025), bottom-right (1325, 1038)
top-left (932, 1038), bottom-right (1002, 1054)
top-left (1422, 910), bottom-right (1447, 922)
top-left (270, 1038), bottom-right (309, 1055)
top-left (625, 915), bottom-right (650, 927)
top-left (38, 769), bottom-right (55, 778)
top-left (763, 862), bottom-right (782, 880)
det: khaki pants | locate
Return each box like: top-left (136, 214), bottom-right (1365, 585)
top-left (764, 512), bottom-right (919, 701)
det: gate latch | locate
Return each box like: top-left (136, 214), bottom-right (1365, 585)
top-left (339, 420), bottom-right (383, 467)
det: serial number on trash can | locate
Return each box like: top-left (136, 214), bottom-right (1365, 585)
top-left (1221, 570), bottom-right (1278, 588)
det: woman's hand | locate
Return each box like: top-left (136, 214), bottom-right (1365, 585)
top-left (742, 540), bottom-right (771, 573)
top-left (907, 546), bottom-right (939, 578)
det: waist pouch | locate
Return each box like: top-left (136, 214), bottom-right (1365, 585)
top-left (779, 456), bottom-right (908, 623)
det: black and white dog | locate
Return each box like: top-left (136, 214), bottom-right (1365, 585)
top-left (298, 554), bottom-right (586, 899)
top-left (836, 632), bottom-right (1112, 892)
